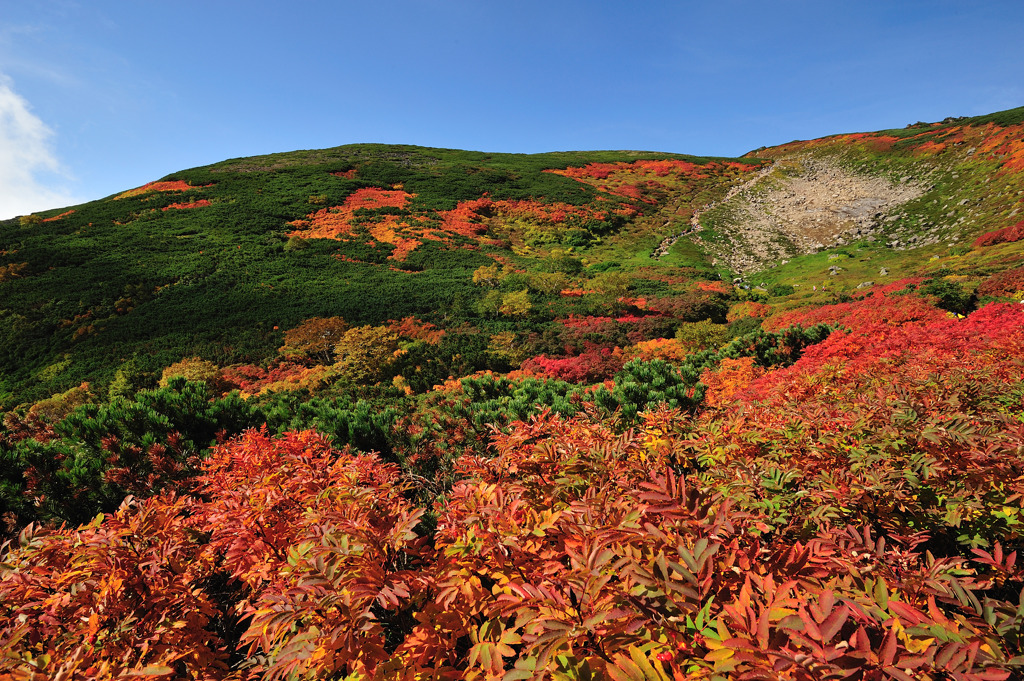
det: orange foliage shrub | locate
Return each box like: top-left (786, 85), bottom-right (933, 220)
top-left (42, 209), bottom-right (75, 222)
top-left (290, 189), bottom-right (414, 239)
top-left (700, 356), bottom-right (765, 407)
top-left (279, 316), bottom-right (349, 363)
top-left (162, 199), bottom-right (211, 211)
top-left (625, 337), bottom-right (691, 362)
top-left (726, 300), bottom-right (771, 322)
top-left (695, 280), bottom-right (733, 294)
top-left (0, 429), bottom-right (428, 679)
top-left (287, 188), bottom-right (445, 261)
top-left (115, 181), bottom-right (210, 199)
top-left (0, 495), bottom-right (229, 678)
top-left (0, 262), bottom-right (28, 282)
top-left (388, 316), bottom-right (445, 344)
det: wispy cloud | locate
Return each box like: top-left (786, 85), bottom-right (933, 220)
top-left (0, 74), bottom-right (81, 220)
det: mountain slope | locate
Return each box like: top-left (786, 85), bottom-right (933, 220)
top-left (2, 109), bottom-right (1024, 409)
top-left (0, 146), bottom-right (761, 406)
top-left (1, 109), bottom-right (1024, 680)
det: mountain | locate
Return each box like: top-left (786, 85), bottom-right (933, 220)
top-left (2, 109), bottom-right (1023, 409)
top-left (1, 108), bottom-right (1023, 679)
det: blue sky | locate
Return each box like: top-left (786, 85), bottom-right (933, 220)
top-left (1, 0), bottom-right (1022, 219)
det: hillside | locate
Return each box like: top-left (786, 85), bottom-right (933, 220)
top-left (1, 108), bottom-right (1024, 679)
top-left (0, 146), bottom-right (760, 407)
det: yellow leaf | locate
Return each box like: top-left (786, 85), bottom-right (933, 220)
top-left (125, 666), bottom-right (174, 677)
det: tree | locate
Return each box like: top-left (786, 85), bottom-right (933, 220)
top-left (527, 271), bottom-right (570, 295)
top-left (475, 289), bottom-right (504, 317)
top-left (279, 316), bottom-right (349, 364)
top-left (158, 357), bottom-right (225, 391)
top-left (499, 289), bottom-right (532, 317)
top-left (675, 319), bottom-right (731, 352)
top-left (332, 325), bottom-right (401, 384)
top-left (486, 331), bottom-right (531, 366)
top-left (472, 263), bottom-right (502, 287)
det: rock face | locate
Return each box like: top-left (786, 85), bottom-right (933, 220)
top-left (692, 156), bottom-right (925, 273)
top-left (652, 161), bottom-right (780, 259)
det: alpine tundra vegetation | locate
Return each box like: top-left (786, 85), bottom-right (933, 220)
top-left (2, 107), bottom-right (1024, 680)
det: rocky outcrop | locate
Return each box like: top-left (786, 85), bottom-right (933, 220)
top-left (690, 156), bottom-right (926, 273)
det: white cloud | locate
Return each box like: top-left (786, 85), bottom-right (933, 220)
top-left (0, 74), bottom-right (80, 220)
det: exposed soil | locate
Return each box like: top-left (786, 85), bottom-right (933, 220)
top-left (690, 156), bottom-right (926, 273)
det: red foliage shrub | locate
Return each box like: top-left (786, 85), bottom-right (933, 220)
top-left (559, 315), bottom-right (617, 331)
top-left (521, 346), bottom-right (625, 383)
top-left (387, 316), bottom-right (446, 344)
top-left (974, 219), bottom-right (1024, 247)
top-left (978, 265), bottom-right (1024, 298)
top-left (763, 281), bottom-right (940, 332)
top-left (746, 302), bottom-right (1024, 406)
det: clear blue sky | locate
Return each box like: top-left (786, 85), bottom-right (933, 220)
top-left (1, 0), bottom-right (1022, 219)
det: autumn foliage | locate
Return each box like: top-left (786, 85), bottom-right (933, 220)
top-left (162, 199), bottom-right (211, 211)
top-left (547, 159), bottom-right (760, 205)
top-left (978, 265), bottom-right (1024, 299)
top-left (115, 180), bottom-right (211, 200)
top-left (2, 294), bottom-right (1023, 678)
top-left (973, 219), bottom-right (1024, 247)
top-left (5, 117), bottom-right (1024, 680)
top-left (278, 316), bottom-right (350, 363)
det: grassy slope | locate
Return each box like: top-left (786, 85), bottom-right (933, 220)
top-left (0, 145), bottom-right (744, 406)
